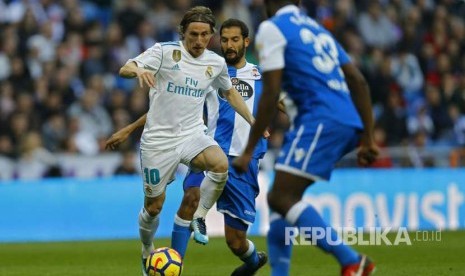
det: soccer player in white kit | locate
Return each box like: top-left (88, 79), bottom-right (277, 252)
top-left (118, 6), bottom-right (255, 275)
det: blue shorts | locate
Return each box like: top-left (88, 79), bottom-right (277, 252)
top-left (275, 120), bottom-right (360, 181)
top-left (183, 156), bottom-right (260, 231)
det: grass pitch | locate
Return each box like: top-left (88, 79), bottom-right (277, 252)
top-left (1, 231), bottom-right (464, 275)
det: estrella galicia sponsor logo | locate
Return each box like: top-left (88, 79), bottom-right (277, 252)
top-left (218, 78), bottom-right (254, 101)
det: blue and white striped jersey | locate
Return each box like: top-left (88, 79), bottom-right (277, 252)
top-left (205, 62), bottom-right (267, 158)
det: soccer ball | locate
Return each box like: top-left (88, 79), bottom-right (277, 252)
top-left (145, 247), bottom-right (183, 276)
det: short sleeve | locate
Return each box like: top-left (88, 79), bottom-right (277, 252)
top-left (211, 61), bottom-right (233, 91)
top-left (255, 21), bottom-right (287, 72)
top-left (127, 43), bottom-right (163, 72)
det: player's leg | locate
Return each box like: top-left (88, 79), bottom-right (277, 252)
top-left (268, 171), bottom-right (360, 267)
top-left (139, 148), bottom-right (178, 275)
top-left (188, 145), bottom-right (229, 244)
top-left (170, 171), bottom-right (202, 258)
top-left (140, 194), bottom-right (165, 258)
top-left (267, 212), bottom-right (293, 276)
top-left (219, 156), bottom-right (267, 275)
top-left (225, 220), bottom-right (268, 276)
top-left (268, 122), bottom-right (370, 273)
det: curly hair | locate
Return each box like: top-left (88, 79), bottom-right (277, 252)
top-left (178, 6), bottom-right (216, 39)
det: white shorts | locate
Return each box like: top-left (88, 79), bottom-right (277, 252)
top-left (140, 132), bottom-right (218, 197)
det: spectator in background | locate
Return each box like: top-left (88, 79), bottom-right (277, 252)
top-left (371, 124), bottom-right (393, 168)
top-left (378, 87), bottom-right (408, 146)
top-left (448, 104), bottom-right (465, 147)
top-left (126, 18), bottom-right (157, 58)
top-left (115, 0), bottom-right (145, 37)
top-left (407, 130), bottom-right (435, 168)
top-left (67, 89), bottom-right (113, 154)
top-left (0, 0), bottom-right (465, 174)
top-left (221, 0), bottom-right (253, 37)
top-left (357, 1), bottom-right (398, 50)
top-left (451, 74), bottom-right (465, 114)
top-left (407, 103), bottom-right (434, 141)
top-left (424, 84), bottom-right (452, 142)
top-left (114, 149), bottom-right (138, 175)
top-left (16, 131), bottom-right (61, 179)
top-left (390, 41), bottom-right (424, 113)
top-left (42, 112), bottom-right (67, 152)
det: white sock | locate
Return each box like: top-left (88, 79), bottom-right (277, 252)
top-left (193, 171), bottom-right (228, 218)
top-left (138, 207), bottom-right (160, 258)
top-left (240, 240), bottom-right (255, 259)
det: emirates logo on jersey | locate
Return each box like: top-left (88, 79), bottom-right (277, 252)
top-left (218, 78), bottom-right (254, 101)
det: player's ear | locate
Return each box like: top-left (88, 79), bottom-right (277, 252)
top-left (244, 37), bottom-right (250, 48)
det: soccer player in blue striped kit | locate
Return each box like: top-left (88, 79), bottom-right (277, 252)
top-left (233, 1), bottom-right (379, 275)
top-left (106, 18), bottom-right (272, 275)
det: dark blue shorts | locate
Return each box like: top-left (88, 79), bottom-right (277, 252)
top-left (183, 156), bottom-right (260, 231)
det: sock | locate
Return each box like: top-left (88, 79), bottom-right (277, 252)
top-left (193, 171), bottom-right (227, 218)
top-left (138, 207), bottom-right (160, 258)
top-left (268, 213), bottom-right (293, 276)
top-left (171, 214), bottom-right (191, 258)
top-left (286, 201), bottom-right (359, 266)
top-left (240, 240), bottom-right (259, 268)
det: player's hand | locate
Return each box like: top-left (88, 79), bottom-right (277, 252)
top-left (263, 129), bottom-right (271, 139)
top-left (136, 68), bottom-right (156, 88)
top-left (232, 153), bottom-right (252, 173)
top-left (105, 128), bottom-right (131, 150)
top-left (357, 140), bottom-right (379, 167)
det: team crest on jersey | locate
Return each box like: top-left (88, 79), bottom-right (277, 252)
top-left (205, 66), bottom-right (213, 78)
top-left (172, 50), bottom-right (181, 62)
top-left (144, 184), bottom-right (153, 195)
top-left (252, 67), bottom-right (261, 77)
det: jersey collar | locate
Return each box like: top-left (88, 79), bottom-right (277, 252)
top-left (276, 4), bottom-right (300, 16)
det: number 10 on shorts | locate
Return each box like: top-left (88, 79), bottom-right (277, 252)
top-left (143, 168), bottom-right (160, 185)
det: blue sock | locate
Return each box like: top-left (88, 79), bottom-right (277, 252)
top-left (240, 240), bottom-right (259, 268)
top-left (268, 214), bottom-right (293, 276)
top-left (170, 215), bottom-right (191, 258)
top-left (286, 201), bottom-right (359, 266)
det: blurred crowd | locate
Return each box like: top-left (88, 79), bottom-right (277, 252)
top-left (0, 0), bottom-right (465, 172)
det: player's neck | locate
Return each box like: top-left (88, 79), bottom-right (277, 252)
top-left (230, 58), bottom-right (246, 69)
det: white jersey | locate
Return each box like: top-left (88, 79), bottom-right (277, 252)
top-left (128, 41), bottom-right (233, 150)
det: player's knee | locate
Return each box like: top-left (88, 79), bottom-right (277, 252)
top-left (206, 170), bottom-right (228, 185)
top-left (267, 191), bottom-right (286, 216)
top-left (146, 205), bottom-right (162, 217)
top-left (144, 202), bottom-right (163, 217)
top-left (209, 156), bottom-right (228, 173)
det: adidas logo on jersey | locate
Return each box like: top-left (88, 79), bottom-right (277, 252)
top-left (171, 64), bottom-right (180, 71)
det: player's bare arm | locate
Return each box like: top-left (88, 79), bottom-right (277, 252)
top-left (222, 86), bottom-right (255, 125)
top-left (232, 69), bottom-right (282, 172)
top-left (105, 114), bottom-right (147, 150)
top-left (341, 63), bottom-right (379, 166)
top-left (222, 86), bottom-right (271, 139)
top-left (119, 61), bottom-right (156, 88)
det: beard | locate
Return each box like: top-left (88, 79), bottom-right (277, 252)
top-left (222, 45), bottom-right (245, 65)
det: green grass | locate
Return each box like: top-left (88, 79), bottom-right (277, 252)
top-left (1, 231), bottom-right (464, 275)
